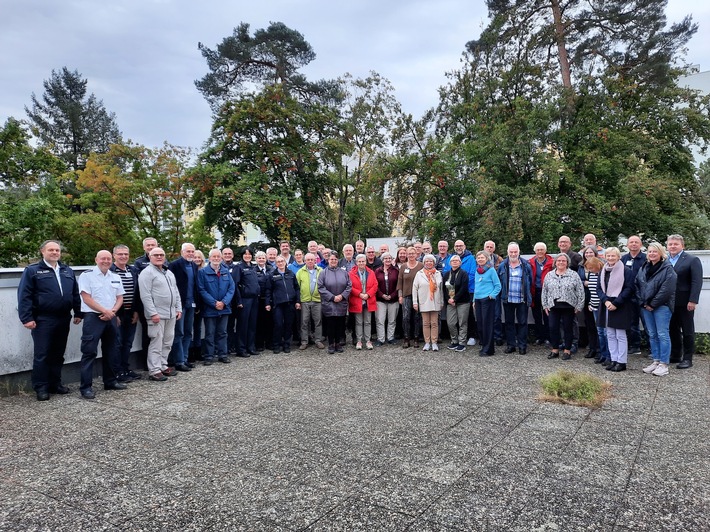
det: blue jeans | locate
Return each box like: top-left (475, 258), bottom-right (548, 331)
top-left (642, 306), bottom-right (672, 364)
top-left (203, 314), bottom-right (228, 360)
top-left (170, 305), bottom-right (195, 366)
top-left (592, 308), bottom-right (610, 361)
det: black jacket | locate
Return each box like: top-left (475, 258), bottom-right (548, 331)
top-left (442, 267), bottom-right (471, 304)
top-left (235, 262), bottom-right (261, 299)
top-left (670, 251), bottom-right (703, 307)
top-left (168, 257), bottom-right (199, 307)
top-left (635, 260), bottom-right (677, 310)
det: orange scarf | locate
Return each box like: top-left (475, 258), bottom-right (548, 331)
top-left (423, 267), bottom-right (437, 300)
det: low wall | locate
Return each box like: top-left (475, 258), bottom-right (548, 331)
top-left (2, 252), bottom-right (709, 381)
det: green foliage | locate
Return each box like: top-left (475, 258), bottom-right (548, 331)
top-left (540, 370), bottom-right (611, 408)
top-left (695, 334), bottom-right (710, 356)
top-left (25, 67), bottom-right (121, 171)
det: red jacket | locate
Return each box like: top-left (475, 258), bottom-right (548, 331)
top-left (348, 266), bottom-right (378, 313)
top-left (528, 254), bottom-right (554, 300)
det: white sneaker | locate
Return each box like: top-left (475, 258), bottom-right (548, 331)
top-left (356, 342), bottom-right (362, 350)
top-left (432, 343), bottom-right (439, 351)
top-left (467, 338), bottom-right (477, 346)
top-left (652, 363), bottom-right (669, 377)
top-left (643, 361), bottom-right (660, 374)
top-left (365, 341), bottom-right (373, 350)
top-left (423, 343), bottom-right (431, 351)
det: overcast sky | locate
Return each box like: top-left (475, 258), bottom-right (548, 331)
top-left (1, 0), bottom-right (708, 151)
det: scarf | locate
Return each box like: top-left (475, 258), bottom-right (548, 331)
top-left (601, 260), bottom-right (625, 297)
top-left (423, 267), bottom-right (437, 300)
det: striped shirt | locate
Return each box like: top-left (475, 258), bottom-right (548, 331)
top-left (113, 266), bottom-right (135, 310)
top-left (587, 271), bottom-right (600, 309)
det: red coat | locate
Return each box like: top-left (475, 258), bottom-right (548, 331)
top-left (348, 266), bottom-right (378, 313)
top-left (528, 254), bottom-right (554, 300)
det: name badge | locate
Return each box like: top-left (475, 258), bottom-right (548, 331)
top-left (511, 270), bottom-right (520, 276)
top-left (626, 260), bottom-right (633, 267)
top-left (404, 269), bottom-right (410, 274)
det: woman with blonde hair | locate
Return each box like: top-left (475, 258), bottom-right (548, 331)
top-left (636, 242), bottom-right (677, 376)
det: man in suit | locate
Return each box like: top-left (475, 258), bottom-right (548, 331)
top-left (168, 243), bottom-right (199, 371)
top-left (666, 234), bottom-right (702, 369)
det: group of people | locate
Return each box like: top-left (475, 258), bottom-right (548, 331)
top-left (17, 232), bottom-right (702, 401)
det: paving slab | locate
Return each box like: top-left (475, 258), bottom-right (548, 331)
top-left (0, 344), bottom-right (707, 531)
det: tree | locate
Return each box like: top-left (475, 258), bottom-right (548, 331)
top-left (0, 118), bottom-right (67, 266)
top-left (195, 22), bottom-right (340, 111)
top-left (26, 67), bottom-right (121, 171)
top-left (68, 141), bottom-right (196, 262)
top-left (433, 0), bottom-right (710, 250)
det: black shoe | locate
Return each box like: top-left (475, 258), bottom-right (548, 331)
top-left (256, 347), bottom-right (265, 353)
top-left (81, 389), bottom-right (96, 399)
top-left (104, 382), bottom-right (128, 390)
top-left (175, 364), bottom-right (192, 372)
top-left (561, 352), bottom-right (571, 361)
top-left (495, 339), bottom-right (504, 346)
top-left (335, 344), bottom-right (344, 353)
top-left (283, 346), bottom-right (291, 354)
top-left (247, 351), bottom-right (259, 356)
top-left (518, 348), bottom-right (527, 355)
top-left (36, 390), bottom-right (50, 401)
top-left (127, 370), bottom-right (142, 380)
top-left (677, 360), bottom-right (693, 369)
top-left (584, 350), bottom-right (596, 359)
top-left (387, 339), bottom-right (397, 345)
top-left (447, 343), bottom-right (458, 350)
top-left (534, 339), bottom-right (545, 346)
top-left (504, 346), bottom-right (516, 354)
top-left (610, 363), bottom-right (626, 372)
top-left (606, 362), bottom-right (618, 371)
top-left (235, 352), bottom-right (250, 358)
top-left (570, 344), bottom-right (578, 354)
top-left (273, 349), bottom-right (282, 354)
top-left (328, 344), bottom-right (336, 354)
top-left (594, 357), bottom-right (603, 364)
top-left (203, 359), bottom-right (214, 366)
top-left (601, 359), bottom-right (612, 367)
top-left (185, 362), bottom-right (196, 369)
top-left (49, 384), bottom-right (70, 394)
top-left (219, 357), bottom-right (232, 363)
top-left (117, 372), bottom-right (132, 382)
top-left (547, 351), bottom-right (559, 359)
top-left (374, 340), bottom-right (384, 347)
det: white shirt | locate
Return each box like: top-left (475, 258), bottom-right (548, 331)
top-left (78, 266), bottom-right (125, 312)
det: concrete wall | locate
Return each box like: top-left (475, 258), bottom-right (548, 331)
top-left (2, 251), bottom-right (710, 377)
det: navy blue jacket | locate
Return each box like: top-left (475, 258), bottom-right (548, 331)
top-left (235, 262), bottom-right (261, 299)
top-left (168, 256), bottom-right (199, 307)
top-left (265, 269), bottom-right (300, 306)
top-left (254, 264), bottom-right (273, 298)
top-left (17, 260), bottom-right (83, 323)
top-left (497, 259), bottom-right (533, 306)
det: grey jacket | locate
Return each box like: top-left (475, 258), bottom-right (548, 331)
top-left (139, 264), bottom-right (182, 319)
top-left (541, 269), bottom-right (585, 312)
top-left (318, 266), bottom-right (352, 317)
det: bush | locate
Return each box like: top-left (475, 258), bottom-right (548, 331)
top-left (695, 333), bottom-right (710, 355)
top-left (539, 370), bottom-right (611, 409)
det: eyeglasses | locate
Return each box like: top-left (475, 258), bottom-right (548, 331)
top-left (152, 254), bottom-right (165, 257)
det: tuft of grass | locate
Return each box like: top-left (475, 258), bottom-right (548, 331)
top-left (539, 370), bottom-right (611, 409)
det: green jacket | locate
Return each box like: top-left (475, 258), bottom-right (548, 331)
top-left (296, 266), bottom-right (323, 303)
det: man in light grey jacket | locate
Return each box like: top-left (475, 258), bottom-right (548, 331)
top-left (139, 247), bottom-right (182, 381)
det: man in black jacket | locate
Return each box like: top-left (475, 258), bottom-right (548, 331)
top-left (17, 240), bottom-right (83, 401)
top-left (666, 235), bottom-right (703, 369)
top-left (167, 243), bottom-right (199, 372)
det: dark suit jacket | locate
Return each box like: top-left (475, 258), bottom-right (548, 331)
top-left (168, 256), bottom-right (199, 307)
top-left (671, 251), bottom-right (702, 307)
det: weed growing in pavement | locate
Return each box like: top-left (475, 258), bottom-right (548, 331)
top-left (539, 370), bottom-right (611, 409)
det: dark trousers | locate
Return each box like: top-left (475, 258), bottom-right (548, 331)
top-left (137, 312), bottom-right (150, 369)
top-left (582, 306), bottom-right (599, 353)
top-left (114, 308), bottom-right (138, 374)
top-left (548, 307), bottom-right (575, 351)
top-left (669, 304), bottom-right (695, 362)
top-left (31, 315), bottom-right (71, 392)
top-left (238, 297), bottom-right (258, 355)
top-left (493, 293), bottom-right (503, 341)
top-left (627, 299), bottom-right (643, 350)
top-left (190, 310), bottom-right (203, 359)
top-left (323, 315), bottom-right (346, 346)
top-left (170, 305), bottom-right (195, 366)
top-left (503, 302), bottom-right (528, 349)
top-left (227, 311), bottom-right (238, 354)
top-left (402, 296), bottom-right (421, 340)
top-left (203, 314), bottom-right (228, 360)
top-left (80, 313), bottom-right (118, 392)
top-left (475, 298), bottom-right (496, 355)
top-left (272, 302), bottom-right (295, 350)
top-left (532, 291), bottom-right (549, 342)
top-left (255, 298), bottom-right (273, 350)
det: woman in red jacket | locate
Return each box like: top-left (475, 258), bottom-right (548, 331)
top-left (349, 254), bottom-right (378, 350)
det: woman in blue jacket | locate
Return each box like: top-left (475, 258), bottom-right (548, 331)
top-left (265, 256), bottom-right (301, 354)
top-left (473, 251), bottom-right (501, 356)
top-left (198, 249), bottom-right (236, 365)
